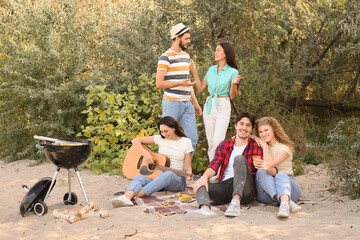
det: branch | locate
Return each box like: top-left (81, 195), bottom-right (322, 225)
top-left (312, 28), bottom-right (343, 68)
top-left (341, 65), bottom-right (360, 101)
top-left (287, 99), bottom-right (360, 112)
top-left (316, 18), bottom-right (326, 39)
top-left (300, 28), bottom-right (344, 96)
top-left (80, 68), bottom-right (95, 74)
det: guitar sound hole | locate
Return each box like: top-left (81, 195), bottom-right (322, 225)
top-left (148, 164), bottom-right (155, 170)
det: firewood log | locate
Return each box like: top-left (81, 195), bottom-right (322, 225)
top-left (81, 209), bottom-right (111, 219)
top-left (52, 209), bottom-right (81, 223)
top-left (75, 201), bottom-right (97, 218)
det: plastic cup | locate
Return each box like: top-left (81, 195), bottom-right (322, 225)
top-left (252, 155), bottom-right (262, 166)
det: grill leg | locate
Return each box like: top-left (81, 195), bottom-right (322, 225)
top-left (67, 169), bottom-right (72, 201)
top-left (44, 166), bottom-right (61, 202)
top-left (74, 166), bottom-right (90, 204)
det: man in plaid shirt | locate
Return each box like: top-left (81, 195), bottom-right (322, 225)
top-left (186, 112), bottom-right (263, 219)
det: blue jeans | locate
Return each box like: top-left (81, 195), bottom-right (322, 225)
top-left (162, 98), bottom-right (198, 152)
top-left (256, 169), bottom-right (301, 204)
top-left (126, 171), bottom-right (186, 196)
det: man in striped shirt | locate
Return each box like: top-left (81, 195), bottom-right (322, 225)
top-left (156, 23), bottom-right (201, 153)
top-left (186, 112), bottom-right (263, 220)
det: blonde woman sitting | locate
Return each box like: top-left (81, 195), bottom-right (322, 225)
top-left (253, 117), bottom-right (301, 218)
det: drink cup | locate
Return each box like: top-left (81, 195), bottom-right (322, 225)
top-left (252, 155), bottom-right (262, 167)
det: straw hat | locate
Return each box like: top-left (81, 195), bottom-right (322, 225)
top-left (170, 23), bottom-right (190, 39)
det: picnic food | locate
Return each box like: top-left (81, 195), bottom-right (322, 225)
top-left (161, 200), bottom-right (179, 207)
top-left (179, 194), bottom-right (196, 202)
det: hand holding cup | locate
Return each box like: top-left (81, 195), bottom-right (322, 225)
top-left (252, 155), bottom-right (263, 169)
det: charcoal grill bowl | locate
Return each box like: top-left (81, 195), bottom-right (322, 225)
top-left (39, 138), bottom-right (92, 169)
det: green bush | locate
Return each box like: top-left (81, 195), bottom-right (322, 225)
top-left (292, 159), bottom-right (304, 176)
top-left (327, 118), bottom-right (360, 199)
top-left (0, 0), bottom-right (99, 160)
top-left (80, 74), bottom-right (162, 175)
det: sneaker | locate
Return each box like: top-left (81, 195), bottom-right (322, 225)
top-left (289, 200), bottom-right (301, 213)
top-left (111, 195), bottom-right (134, 208)
top-left (224, 202), bottom-right (240, 217)
top-left (185, 208), bottom-right (217, 220)
top-left (277, 201), bottom-right (290, 218)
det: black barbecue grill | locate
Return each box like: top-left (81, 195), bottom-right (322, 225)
top-left (19, 136), bottom-right (92, 216)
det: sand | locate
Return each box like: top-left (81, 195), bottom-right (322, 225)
top-left (0, 159), bottom-right (359, 240)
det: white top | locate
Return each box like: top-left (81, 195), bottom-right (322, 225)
top-left (270, 142), bottom-right (293, 175)
top-left (222, 143), bottom-right (247, 181)
top-left (154, 135), bottom-right (193, 171)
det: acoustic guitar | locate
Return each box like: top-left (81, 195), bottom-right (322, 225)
top-left (122, 145), bottom-right (190, 180)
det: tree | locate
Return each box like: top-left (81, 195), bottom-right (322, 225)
top-left (0, 0), bottom-right (98, 159)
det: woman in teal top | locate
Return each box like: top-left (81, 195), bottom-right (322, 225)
top-left (191, 42), bottom-right (243, 168)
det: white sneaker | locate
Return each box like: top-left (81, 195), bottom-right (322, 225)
top-left (224, 202), bottom-right (240, 217)
top-left (185, 208), bottom-right (217, 220)
top-left (289, 200), bottom-right (301, 213)
top-left (111, 195), bottom-right (134, 208)
top-left (277, 201), bottom-right (290, 218)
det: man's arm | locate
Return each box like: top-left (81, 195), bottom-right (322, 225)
top-left (192, 142), bottom-right (225, 192)
top-left (190, 87), bottom-right (202, 115)
top-left (192, 168), bottom-right (216, 193)
top-left (156, 70), bottom-right (195, 89)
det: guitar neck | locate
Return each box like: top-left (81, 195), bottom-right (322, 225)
top-left (155, 165), bottom-right (188, 178)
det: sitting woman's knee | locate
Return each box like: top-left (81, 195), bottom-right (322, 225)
top-left (133, 175), bottom-right (148, 182)
top-left (274, 171), bottom-right (287, 179)
top-left (256, 169), bottom-right (267, 180)
top-left (159, 171), bottom-right (176, 180)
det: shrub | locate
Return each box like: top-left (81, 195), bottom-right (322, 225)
top-left (80, 74), bottom-right (162, 175)
top-left (327, 118), bottom-right (360, 199)
top-left (0, 0), bottom-right (99, 160)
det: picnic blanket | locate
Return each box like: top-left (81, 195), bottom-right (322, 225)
top-left (114, 187), bottom-right (227, 216)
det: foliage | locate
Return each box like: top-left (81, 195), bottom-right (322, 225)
top-left (327, 118), bottom-right (360, 199)
top-left (0, 0), bottom-right (359, 183)
top-left (0, 0), bottom-right (96, 160)
top-left (80, 75), bottom-right (162, 175)
top-left (292, 159), bottom-right (304, 176)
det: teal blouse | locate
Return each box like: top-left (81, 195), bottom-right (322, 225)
top-left (204, 64), bottom-right (239, 114)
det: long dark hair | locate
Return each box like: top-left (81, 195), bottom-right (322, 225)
top-left (219, 42), bottom-right (238, 70)
top-left (157, 116), bottom-right (186, 138)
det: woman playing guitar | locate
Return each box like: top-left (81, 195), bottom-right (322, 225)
top-left (111, 116), bottom-right (193, 208)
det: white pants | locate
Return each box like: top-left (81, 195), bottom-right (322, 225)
top-left (203, 97), bottom-right (231, 162)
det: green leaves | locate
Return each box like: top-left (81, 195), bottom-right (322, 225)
top-left (80, 74), bottom-right (162, 174)
top-left (0, 0), bottom-right (92, 160)
top-left (0, 0), bottom-right (359, 183)
top-left (326, 117), bottom-right (360, 199)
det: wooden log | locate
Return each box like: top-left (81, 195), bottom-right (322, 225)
top-left (75, 201), bottom-right (98, 218)
top-left (52, 210), bottom-right (81, 223)
top-left (82, 209), bottom-right (111, 219)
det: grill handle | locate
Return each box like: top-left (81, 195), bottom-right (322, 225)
top-left (36, 144), bottom-right (52, 149)
top-left (34, 135), bottom-right (87, 146)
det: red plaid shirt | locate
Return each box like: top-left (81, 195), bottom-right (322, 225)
top-left (208, 137), bottom-right (263, 182)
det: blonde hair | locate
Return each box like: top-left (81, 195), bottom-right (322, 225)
top-left (255, 117), bottom-right (295, 153)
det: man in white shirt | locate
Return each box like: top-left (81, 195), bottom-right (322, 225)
top-left (186, 112), bottom-right (263, 219)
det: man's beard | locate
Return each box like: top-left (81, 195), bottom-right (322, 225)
top-left (237, 131), bottom-right (250, 140)
top-left (179, 40), bottom-right (187, 50)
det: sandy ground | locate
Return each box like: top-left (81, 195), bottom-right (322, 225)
top-left (0, 159), bottom-right (359, 240)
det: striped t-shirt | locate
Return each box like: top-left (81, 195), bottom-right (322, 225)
top-left (157, 49), bottom-right (191, 101)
